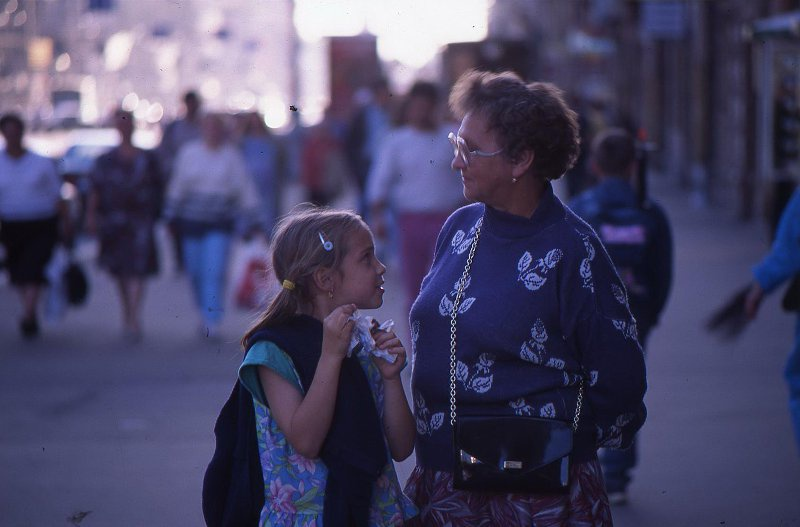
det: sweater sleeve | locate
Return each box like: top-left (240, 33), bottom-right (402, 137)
top-left (753, 188), bottom-right (800, 293)
top-left (562, 231), bottom-right (647, 450)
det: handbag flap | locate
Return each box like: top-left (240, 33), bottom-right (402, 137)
top-left (456, 415), bottom-right (572, 473)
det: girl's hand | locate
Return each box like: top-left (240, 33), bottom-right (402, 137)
top-left (371, 330), bottom-right (407, 380)
top-left (322, 304), bottom-right (356, 360)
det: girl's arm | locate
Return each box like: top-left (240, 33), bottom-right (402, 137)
top-left (258, 305), bottom-right (355, 458)
top-left (372, 331), bottom-right (416, 461)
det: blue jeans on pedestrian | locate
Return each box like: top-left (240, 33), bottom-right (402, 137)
top-left (787, 315), bottom-right (800, 455)
top-left (182, 230), bottom-right (231, 328)
top-left (600, 443), bottom-right (637, 494)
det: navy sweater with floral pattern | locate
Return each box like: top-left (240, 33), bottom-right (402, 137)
top-left (409, 184), bottom-right (647, 471)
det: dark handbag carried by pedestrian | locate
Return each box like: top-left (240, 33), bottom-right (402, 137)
top-left (449, 217), bottom-right (583, 494)
top-left (64, 258), bottom-right (89, 306)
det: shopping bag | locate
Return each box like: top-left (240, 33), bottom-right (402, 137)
top-left (234, 241), bottom-right (275, 310)
top-left (44, 246), bottom-right (70, 321)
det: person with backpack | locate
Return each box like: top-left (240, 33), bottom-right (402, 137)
top-left (202, 204), bottom-right (417, 526)
top-left (570, 127), bottom-right (674, 505)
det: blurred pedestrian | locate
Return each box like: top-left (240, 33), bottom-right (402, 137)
top-left (158, 90), bottom-right (203, 273)
top-left (299, 107), bottom-right (350, 207)
top-left (744, 186), bottom-right (800, 455)
top-left (570, 128), bottom-right (673, 504)
top-left (366, 80), bottom-right (464, 310)
top-left (237, 111), bottom-right (281, 238)
top-left (163, 114), bottom-right (263, 338)
top-left (404, 70), bottom-right (646, 526)
top-left (85, 109), bottom-right (164, 342)
top-left (0, 113), bottom-right (68, 339)
top-left (203, 205), bottom-right (417, 526)
top-left (345, 77), bottom-right (394, 218)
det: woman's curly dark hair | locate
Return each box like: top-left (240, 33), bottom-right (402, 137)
top-left (448, 70), bottom-right (580, 181)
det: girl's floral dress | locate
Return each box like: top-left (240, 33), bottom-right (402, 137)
top-left (239, 341), bottom-right (418, 526)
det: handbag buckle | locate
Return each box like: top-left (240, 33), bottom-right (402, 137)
top-left (503, 460), bottom-right (523, 470)
top-left (460, 450), bottom-right (479, 465)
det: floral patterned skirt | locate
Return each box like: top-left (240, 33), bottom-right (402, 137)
top-left (403, 458), bottom-right (612, 527)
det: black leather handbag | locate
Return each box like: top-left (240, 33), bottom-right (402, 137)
top-left (449, 217), bottom-right (583, 494)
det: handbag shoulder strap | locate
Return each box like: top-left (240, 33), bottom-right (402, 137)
top-left (447, 216), bottom-right (584, 432)
top-left (449, 218), bottom-right (483, 427)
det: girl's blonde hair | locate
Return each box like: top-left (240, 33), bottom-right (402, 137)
top-left (241, 203), bottom-right (367, 348)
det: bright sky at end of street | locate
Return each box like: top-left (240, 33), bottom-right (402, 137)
top-left (294, 0), bottom-right (491, 68)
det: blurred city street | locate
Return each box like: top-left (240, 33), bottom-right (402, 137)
top-left (0, 178), bottom-right (798, 527)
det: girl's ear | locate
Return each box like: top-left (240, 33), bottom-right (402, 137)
top-left (312, 266), bottom-right (333, 293)
top-left (511, 149), bottom-right (535, 179)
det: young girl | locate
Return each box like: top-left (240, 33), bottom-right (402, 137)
top-left (237, 205), bottom-right (418, 526)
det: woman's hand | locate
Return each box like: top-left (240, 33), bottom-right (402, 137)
top-left (322, 304), bottom-right (356, 361)
top-left (371, 330), bottom-right (407, 381)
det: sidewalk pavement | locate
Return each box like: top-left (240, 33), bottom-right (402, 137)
top-left (0, 178), bottom-right (799, 526)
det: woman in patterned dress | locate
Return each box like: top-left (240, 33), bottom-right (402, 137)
top-left (404, 70), bottom-right (647, 526)
top-left (86, 109), bottom-right (163, 341)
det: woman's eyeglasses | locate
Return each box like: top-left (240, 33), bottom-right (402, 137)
top-left (448, 132), bottom-right (504, 167)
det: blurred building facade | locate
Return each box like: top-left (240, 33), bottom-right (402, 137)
top-left (485, 0), bottom-right (800, 221)
top-left (1, 0), bottom-right (296, 129)
top-left (5, 0), bottom-right (800, 222)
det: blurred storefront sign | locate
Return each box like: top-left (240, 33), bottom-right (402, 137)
top-left (640, 1), bottom-right (688, 40)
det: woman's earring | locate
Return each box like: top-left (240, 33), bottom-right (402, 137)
top-left (512, 177), bottom-right (519, 183)
top-left (328, 290), bottom-right (334, 300)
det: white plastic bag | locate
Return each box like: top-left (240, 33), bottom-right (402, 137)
top-left (44, 246), bottom-right (70, 321)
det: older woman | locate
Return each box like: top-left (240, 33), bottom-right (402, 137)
top-left (404, 70), bottom-right (647, 525)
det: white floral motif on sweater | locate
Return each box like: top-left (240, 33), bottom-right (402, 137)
top-left (520, 319), bottom-right (548, 364)
top-left (509, 398), bottom-right (536, 416)
top-left (611, 283), bottom-right (628, 306)
top-left (456, 353), bottom-right (495, 393)
top-left (439, 275), bottom-right (476, 317)
top-left (414, 392), bottom-right (444, 436)
top-left (612, 318), bottom-right (639, 341)
top-left (580, 233), bottom-right (595, 292)
top-left (517, 249), bottom-right (563, 291)
top-left (450, 220), bottom-right (481, 255)
top-left (595, 412), bottom-right (636, 449)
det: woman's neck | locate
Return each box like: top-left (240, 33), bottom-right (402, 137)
top-left (490, 177), bottom-right (548, 218)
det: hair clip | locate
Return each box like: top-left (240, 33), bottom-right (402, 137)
top-left (281, 279), bottom-right (295, 291)
top-left (318, 232), bottom-right (333, 251)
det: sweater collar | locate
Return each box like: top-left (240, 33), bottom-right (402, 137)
top-left (481, 182), bottom-right (564, 239)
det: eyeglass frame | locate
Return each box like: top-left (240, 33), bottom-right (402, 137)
top-left (448, 132), bottom-right (504, 167)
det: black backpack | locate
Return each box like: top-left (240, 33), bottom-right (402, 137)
top-left (589, 203), bottom-right (660, 323)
